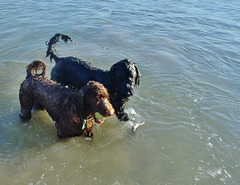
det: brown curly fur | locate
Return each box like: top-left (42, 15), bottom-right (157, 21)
top-left (19, 60), bottom-right (115, 138)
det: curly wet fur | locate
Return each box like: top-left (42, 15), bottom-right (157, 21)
top-left (19, 60), bottom-right (114, 138)
top-left (46, 33), bottom-right (140, 121)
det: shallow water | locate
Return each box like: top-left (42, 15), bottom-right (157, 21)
top-left (0, 0), bottom-right (240, 184)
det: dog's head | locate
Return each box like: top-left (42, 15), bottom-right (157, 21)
top-left (82, 81), bottom-right (115, 124)
top-left (110, 59), bottom-right (140, 98)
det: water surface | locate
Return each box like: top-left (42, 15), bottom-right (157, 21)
top-left (0, 0), bottom-right (240, 184)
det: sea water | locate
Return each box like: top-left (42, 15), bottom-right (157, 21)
top-left (0, 0), bottom-right (239, 184)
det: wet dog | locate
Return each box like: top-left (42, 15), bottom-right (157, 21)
top-left (46, 33), bottom-right (140, 121)
top-left (19, 60), bottom-right (114, 138)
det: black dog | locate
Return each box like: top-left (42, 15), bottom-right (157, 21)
top-left (46, 33), bottom-right (140, 121)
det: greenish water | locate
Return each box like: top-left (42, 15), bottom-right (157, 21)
top-left (0, 0), bottom-right (240, 184)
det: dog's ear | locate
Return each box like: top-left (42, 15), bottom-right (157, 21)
top-left (110, 59), bottom-right (129, 78)
top-left (134, 64), bottom-right (141, 87)
top-left (81, 83), bottom-right (89, 103)
top-left (82, 81), bottom-right (98, 103)
top-left (109, 63), bottom-right (117, 82)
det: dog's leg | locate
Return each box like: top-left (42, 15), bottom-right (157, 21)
top-left (19, 93), bottom-right (34, 121)
top-left (57, 129), bottom-right (64, 138)
top-left (84, 131), bottom-right (93, 137)
top-left (57, 122), bottom-right (85, 138)
top-left (112, 100), bottom-right (130, 121)
top-left (116, 110), bottom-right (130, 121)
top-left (57, 127), bottom-right (82, 138)
top-left (19, 104), bottom-right (33, 121)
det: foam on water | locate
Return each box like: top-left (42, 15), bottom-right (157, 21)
top-left (124, 108), bottom-right (145, 131)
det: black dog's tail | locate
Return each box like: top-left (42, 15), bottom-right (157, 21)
top-left (26, 60), bottom-right (47, 78)
top-left (45, 33), bottom-right (73, 63)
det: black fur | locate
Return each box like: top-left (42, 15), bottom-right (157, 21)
top-left (46, 33), bottom-right (140, 121)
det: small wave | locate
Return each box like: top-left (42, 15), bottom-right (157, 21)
top-left (125, 108), bottom-right (145, 131)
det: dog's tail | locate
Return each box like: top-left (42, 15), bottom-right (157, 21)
top-left (45, 33), bottom-right (73, 63)
top-left (26, 60), bottom-right (47, 78)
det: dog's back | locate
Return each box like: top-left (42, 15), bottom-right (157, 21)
top-left (19, 60), bottom-right (75, 121)
top-left (50, 56), bottom-right (108, 89)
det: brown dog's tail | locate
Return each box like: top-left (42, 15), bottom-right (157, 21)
top-left (26, 60), bottom-right (47, 78)
top-left (45, 33), bottom-right (73, 63)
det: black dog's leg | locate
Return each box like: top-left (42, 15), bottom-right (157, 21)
top-left (116, 109), bottom-right (130, 121)
top-left (113, 101), bottom-right (130, 121)
top-left (110, 98), bottom-right (130, 121)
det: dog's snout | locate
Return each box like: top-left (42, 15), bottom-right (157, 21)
top-left (99, 99), bottom-right (115, 117)
top-left (106, 101), bottom-right (115, 116)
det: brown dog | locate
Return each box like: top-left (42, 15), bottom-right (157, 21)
top-left (19, 60), bottom-right (114, 138)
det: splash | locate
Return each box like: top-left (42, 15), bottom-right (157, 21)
top-left (125, 108), bottom-right (145, 131)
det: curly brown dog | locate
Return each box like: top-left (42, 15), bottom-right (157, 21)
top-left (19, 60), bottom-right (115, 138)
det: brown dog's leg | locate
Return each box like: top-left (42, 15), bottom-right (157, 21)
top-left (57, 129), bottom-right (64, 138)
top-left (19, 93), bottom-right (34, 120)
